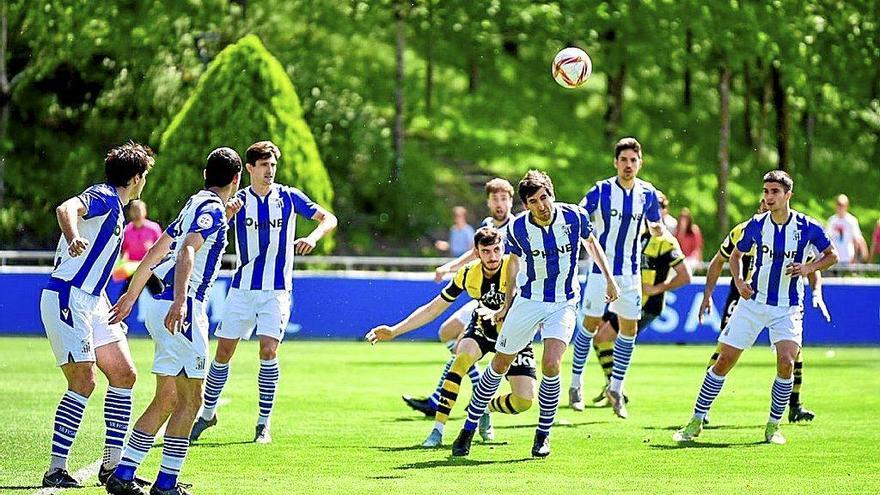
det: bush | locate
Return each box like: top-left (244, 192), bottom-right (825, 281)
top-left (153, 34), bottom-right (334, 250)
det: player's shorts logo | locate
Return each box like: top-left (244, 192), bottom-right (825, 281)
top-left (196, 357), bottom-right (205, 371)
top-left (80, 339), bottom-right (91, 354)
top-left (61, 309), bottom-right (70, 319)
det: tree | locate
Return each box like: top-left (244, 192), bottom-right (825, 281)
top-left (155, 34), bottom-right (334, 250)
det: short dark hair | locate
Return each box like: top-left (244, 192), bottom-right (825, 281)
top-left (246, 140), bottom-right (281, 165)
top-left (474, 226), bottom-right (502, 247)
top-left (104, 141), bottom-right (154, 187)
top-left (205, 147), bottom-right (242, 188)
top-left (763, 170), bottom-right (793, 192)
top-left (518, 170), bottom-right (554, 203)
top-left (485, 178), bottom-right (514, 198)
top-left (614, 137), bottom-right (642, 160)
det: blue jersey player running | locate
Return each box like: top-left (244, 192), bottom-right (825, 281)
top-left (569, 137), bottom-right (664, 419)
top-left (674, 170), bottom-right (838, 445)
top-left (451, 170), bottom-right (619, 458)
top-left (40, 142), bottom-right (154, 489)
top-left (105, 147), bottom-right (243, 495)
top-left (191, 141), bottom-right (337, 444)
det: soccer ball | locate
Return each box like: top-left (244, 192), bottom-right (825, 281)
top-left (552, 47), bottom-right (592, 89)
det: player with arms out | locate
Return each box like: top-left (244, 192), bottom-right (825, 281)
top-left (189, 141), bottom-right (337, 444)
top-left (569, 137), bottom-right (664, 419)
top-left (367, 227), bottom-right (536, 447)
top-left (403, 178), bottom-right (516, 418)
top-left (451, 170), bottom-right (619, 458)
top-left (40, 142), bottom-right (154, 488)
top-left (674, 170), bottom-right (838, 445)
top-left (699, 199), bottom-right (830, 423)
top-left (105, 148), bottom-right (243, 495)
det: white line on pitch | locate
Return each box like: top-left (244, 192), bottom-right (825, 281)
top-left (31, 459), bottom-right (101, 495)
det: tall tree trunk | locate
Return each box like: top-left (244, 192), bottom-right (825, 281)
top-left (683, 28), bottom-right (692, 110)
top-left (424, 0), bottom-right (433, 115)
top-left (771, 63), bottom-right (789, 172)
top-left (756, 59), bottom-right (771, 167)
top-left (391, 1), bottom-right (405, 182)
top-left (802, 110), bottom-right (815, 172)
top-left (468, 56), bottom-right (479, 93)
top-left (743, 61), bottom-right (754, 150)
top-left (0, 2), bottom-right (9, 207)
top-left (718, 65), bottom-right (731, 236)
top-left (604, 64), bottom-right (626, 143)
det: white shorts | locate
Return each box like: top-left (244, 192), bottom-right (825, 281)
top-left (496, 297), bottom-right (578, 355)
top-left (450, 300), bottom-right (479, 326)
top-left (718, 297), bottom-right (803, 350)
top-left (216, 288), bottom-right (291, 342)
top-left (581, 272), bottom-right (642, 321)
top-left (146, 297), bottom-right (210, 379)
top-left (41, 282), bottom-right (126, 366)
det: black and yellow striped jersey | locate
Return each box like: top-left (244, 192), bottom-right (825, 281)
top-left (440, 255), bottom-right (512, 338)
top-left (640, 232), bottom-right (686, 315)
top-left (719, 220), bottom-right (756, 281)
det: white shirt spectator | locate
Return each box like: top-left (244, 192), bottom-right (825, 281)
top-left (826, 212), bottom-right (864, 264)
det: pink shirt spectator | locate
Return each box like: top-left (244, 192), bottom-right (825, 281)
top-left (122, 219), bottom-right (162, 261)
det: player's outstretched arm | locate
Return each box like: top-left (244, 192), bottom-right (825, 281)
top-left (164, 233), bottom-right (204, 333)
top-left (699, 251), bottom-right (725, 323)
top-left (584, 234), bottom-right (620, 303)
top-left (294, 206), bottom-right (338, 255)
top-left (109, 232), bottom-right (173, 324)
top-left (365, 295), bottom-right (452, 344)
top-left (55, 196), bottom-right (89, 257)
top-left (786, 246), bottom-right (839, 278)
top-left (434, 250), bottom-right (477, 282)
top-left (648, 258), bottom-right (691, 297)
top-left (807, 269), bottom-right (831, 322)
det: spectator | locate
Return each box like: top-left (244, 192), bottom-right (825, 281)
top-left (113, 200), bottom-right (162, 289)
top-left (435, 206), bottom-right (475, 257)
top-left (870, 219), bottom-right (880, 263)
top-left (675, 207), bottom-right (703, 265)
top-left (826, 194), bottom-right (868, 264)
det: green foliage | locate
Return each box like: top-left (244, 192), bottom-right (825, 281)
top-left (154, 34), bottom-right (335, 250)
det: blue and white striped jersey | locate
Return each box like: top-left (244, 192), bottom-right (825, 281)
top-left (504, 203), bottom-right (594, 302)
top-left (735, 209), bottom-right (832, 307)
top-left (152, 190), bottom-right (229, 302)
top-left (230, 184), bottom-right (318, 291)
top-left (51, 184), bottom-right (125, 296)
top-left (582, 178), bottom-right (661, 276)
top-left (479, 214), bottom-right (514, 242)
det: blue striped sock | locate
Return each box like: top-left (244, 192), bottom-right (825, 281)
top-left (769, 376), bottom-right (794, 423)
top-left (49, 390), bottom-right (89, 471)
top-left (102, 386), bottom-right (132, 468)
top-left (257, 359), bottom-right (280, 426)
top-left (155, 436), bottom-right (189, 490)
top-left (609, 333), bottom-right (636, 392)
top-left (570, 326), bottom-right (595, 389)
top-left (467, 363), bottom-right (482, 384)
top-left (115, 429), bottom-right (155, 481)
top-left (537, 374), bottom-right (562, 434)
top-left (201, 360), bottom-right (229, 420)
top-left (429, 357), bottom-right (454, 410)
top-left (463, 366), bottom-right (503, 431)
top-left (693, 369), bottom-right (726, 419)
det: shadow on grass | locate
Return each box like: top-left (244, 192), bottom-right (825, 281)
top-left (381, 416), bottom-right (434, 423)
top-left (494, 420), bottom-right (612, 430)
top-left (643, 424), bottom-right (765, 432)
top-left (395, 457), bottom-right (535, 470)
top-left (649, 440), bottom-right (766, 450)
top-left (190, 440), bottom-right (257, 448)
top-left (0, 486), bottom-right (44, 491)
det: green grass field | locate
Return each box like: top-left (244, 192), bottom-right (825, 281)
top-left (1, 337), bottom-right (878, 494)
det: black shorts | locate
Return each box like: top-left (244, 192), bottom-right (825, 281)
top-left (602, 310), bottom-right (659, 334)
top-left (461, 323), bottom-right (537, 379)
top-left (720, 288), bottom-right (741, 331)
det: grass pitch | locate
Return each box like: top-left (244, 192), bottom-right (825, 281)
top-left (1, 337), bottom-right (878, 494)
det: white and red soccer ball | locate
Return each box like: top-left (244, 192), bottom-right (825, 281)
top-left (552, 47), bottom-right (592, 89)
